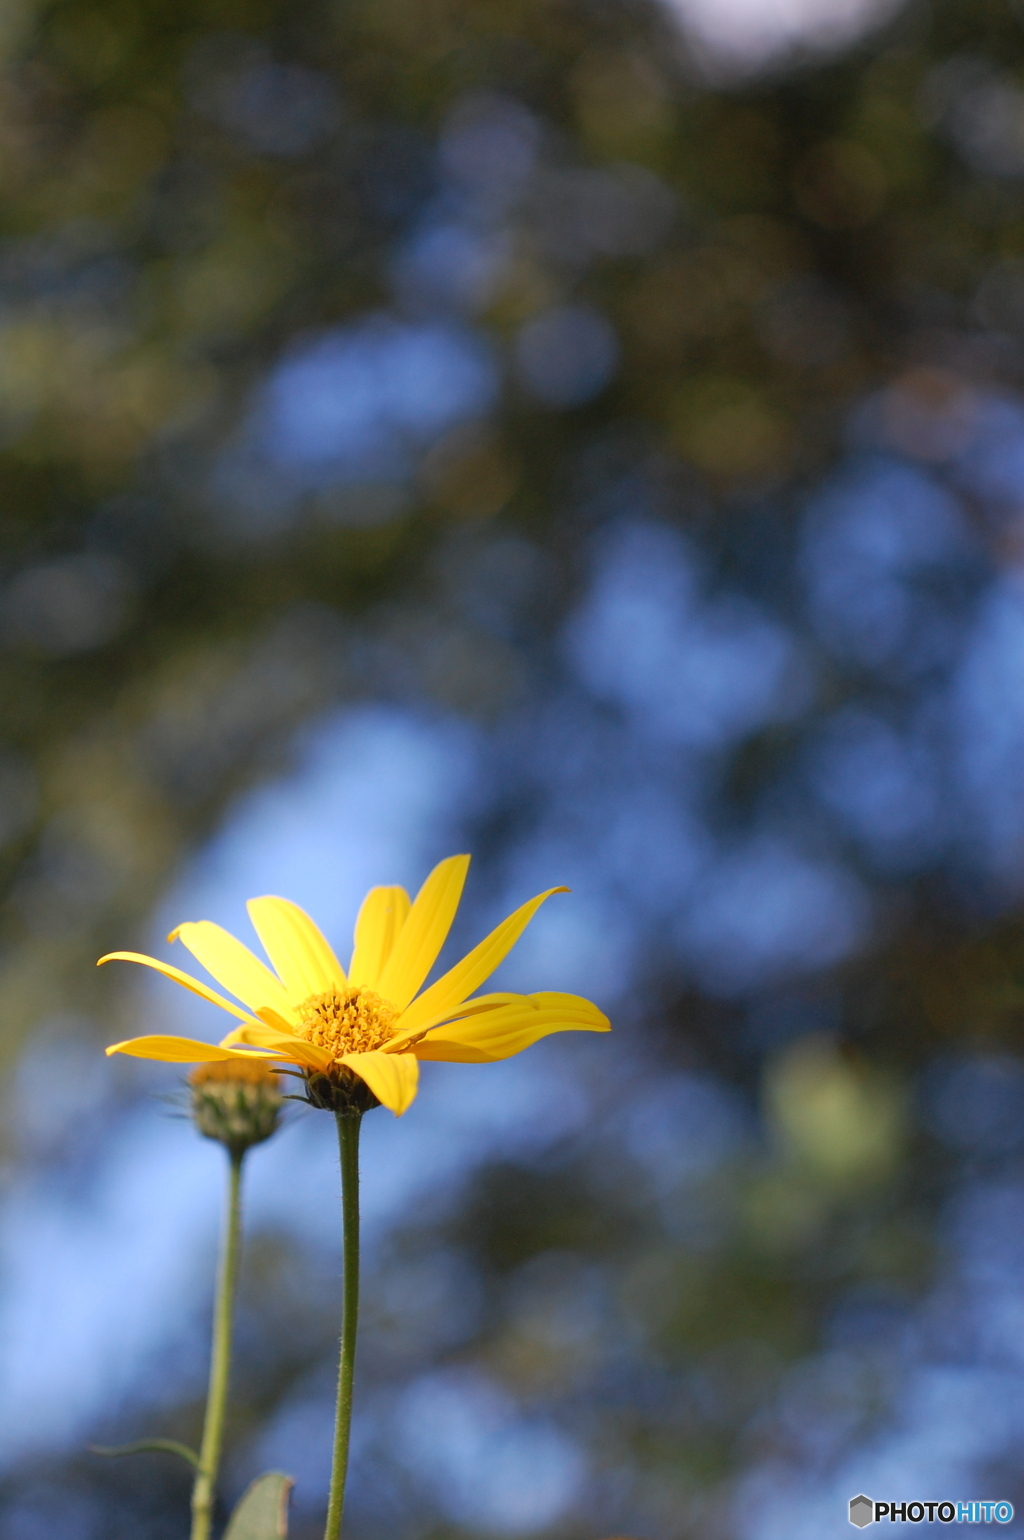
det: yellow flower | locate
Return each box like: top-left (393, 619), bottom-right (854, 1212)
top-left (101, 854), bottom-right (610, 1116)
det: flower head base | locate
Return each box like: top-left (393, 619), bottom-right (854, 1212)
top-left (296, 987), bottom-right (401, 1114)
top-left (188, 1058), bottom-right (282, 1154)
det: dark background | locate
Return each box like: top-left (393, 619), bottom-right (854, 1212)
top-left (2, 0), bottom-right (1024, 1535)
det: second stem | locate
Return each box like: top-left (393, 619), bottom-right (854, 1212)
top-left (191, 1146), bottom-right (244, 1540)
top-left (324, 1111), bottom-right (362, 1540)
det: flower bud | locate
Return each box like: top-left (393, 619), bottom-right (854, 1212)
top-left (188, 1059), bottom-right (282, 1154)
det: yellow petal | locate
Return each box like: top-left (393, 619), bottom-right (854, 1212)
top-left (97, 952), bottom-right (259, 1025)
top-left (348, 886), bottom-right (411, 988)
top-left (338, 1049), bottom-right (419, 1115)
top-left (105, 1036), bottom-right (264, 1063)
top-left (376, 855), bottom-right (470, 1011)
top-left (396, 887), bottom-right (567, 1036)
top-left (170, 921), bottom-right (298, 1022)
top-left (412, 991), bottom-right (611, 1063)
top-left (246, 896), bottom-right (347, 1001)
top-left (255, 1006), bottom-right (298, 1033)
top-left (221, 1022), bottom-right (333, 1072)
top-left (388, 991), bottom-right (522, 1049)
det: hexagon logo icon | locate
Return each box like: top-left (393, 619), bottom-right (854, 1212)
top-left (849, 1495), bottom-right (874, 1528)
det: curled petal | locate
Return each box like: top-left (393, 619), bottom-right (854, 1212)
top-left (388, 991), bottom-right (522, 1049)
top-left (105, 1036), bottom-right (267, 1064)
top-left (339, 1049), bottom-right (419, 1115)
top-left (170, 921), bottom-right (298, 1022)
top-left (255, 1006), bottom-right (298, 1033)
top-left (97, 952), bottom-right (260, 1024)
top-left (221, 1022), bottom-right (333, 1072)
top-left (412, 991), bottom-right (610, 1063)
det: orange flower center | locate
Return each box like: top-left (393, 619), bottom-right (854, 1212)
top-left (295, 987), bottom-right (399, 1060)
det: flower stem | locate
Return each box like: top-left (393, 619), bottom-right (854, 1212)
top-left (324, 1112), bottom-right (362, 1540)
top-left (191, 1147), bottom-right (245, 1540)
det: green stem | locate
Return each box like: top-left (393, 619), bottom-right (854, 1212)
top-left (324, 1112), bottom-right (362, 1540)
top-left (191, 1147), bottom-right (245, 1540)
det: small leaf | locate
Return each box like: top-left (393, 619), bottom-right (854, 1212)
top-left (90, 1438), bottom-right (200, 1468)
top-left (224, 1472), bottom-right (293, 1540)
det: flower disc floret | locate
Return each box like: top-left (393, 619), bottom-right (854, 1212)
top-left (296, 987), bottom-right (399, 1059)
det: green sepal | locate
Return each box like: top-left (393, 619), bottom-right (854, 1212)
top-left (90, 1438), bottom-right (201, 1468)
top-left (224, 1472), bottom-right (294, 1540)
